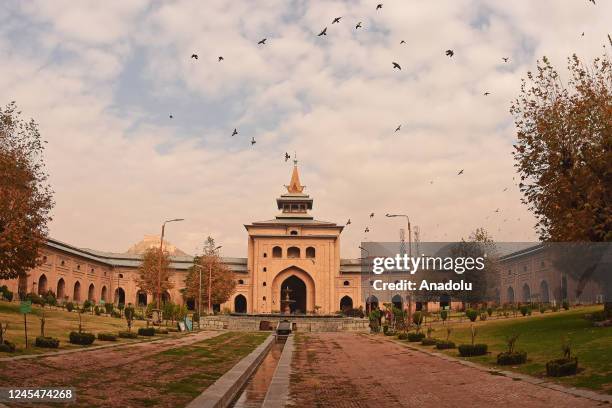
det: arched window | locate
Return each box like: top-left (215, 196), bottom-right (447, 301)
top-left (272, 246), bottom-right (282, 258)
top-left (391, 294), bottom-right (403, 310)
top-left (290, 230), bottom-right (298, 235)
top-left (263, 267), bottom-right (267, 272)
top-left (263, 253), bottom-right (267, 258)
top-left (73, 281), bottom-right (81, 302)
top-left (57, 278), bottom-right (65, 300)
top-left (234, 295), bottom-right (247, 313)
top-left (343, 280), bottom-right (350, 286)
top-left (263, 282), bottom-right (267, 287)
top-left (88, 283), bottom-right (95, 301)
top-left (101, 286), bottom-right (107, 302)
top-left (137, 290), bottom-right (147, 306)
top-left (340, 296), bottom-right (353, 312)
top-left (37, 274), bottom-right (48, 295)
top-left (540, 280), bottom-right (550, 303)
top-left (507, 286), bottom-right (515, 303)
top-left (287, 246), bottom-right (300, 258)
top-left (238, 279), bottom-right (244, 285)
top-left (522, 283), bottom-right (531, 303)
top-left (305, 247), bottom-right (315, 258)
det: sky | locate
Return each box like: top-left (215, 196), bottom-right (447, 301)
top-left (1, 0), bottom-right (610, 258)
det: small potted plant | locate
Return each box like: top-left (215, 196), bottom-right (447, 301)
top-left (546, 340), bottom-right (578, 377)
top-left (496, 334), bottom-right (527, 365)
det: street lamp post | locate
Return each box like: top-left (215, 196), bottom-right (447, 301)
top-left (158, 218), bottom-right (184, 309)
top-left (386, 213), bottom-right (413, 323)
top-left (358, 246), bottom-right (371, 312)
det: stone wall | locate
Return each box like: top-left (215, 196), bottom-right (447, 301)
top-left (200, 315), bottom-right (369, 332)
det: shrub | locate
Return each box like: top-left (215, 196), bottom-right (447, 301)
top-left (82, 300), bottom-right (93, 312)
top-left (66, 302), bottom-right (74, 312)
top-left (125, 305), bottom-right (135, 332)
top-left (539, 305), bottom-right (546, 314)
top-left (104, 303), bottom-right (114, 314)
top-left (97, 332), bottom-right (117, 341)
top-left (465, 309), bottom-right (478, 322)
top-left (138, 327), bottom-right (155, 336)
top-left (407, 332), bottom-right (425, 342)
top-left (0, 286), bottom-right (14, 302)
top-left (552, 305), bottom-right (560, 312)
top-left (435, 340), bottom-right (455, 349)
top-left (562, 300), bottom-right (570, 310)
top-left (111, 310), bottom-right (121, 318)
top-left (486, 307), bottom-right (493, 316)
top-left (587, 311), bottom-right (608, 322)
top-left (519, 305), bottom-right (529, 316)
top-left (35, 336), bottom-right (60, 348)
top-left (440, 310), bottom-right (448, 322)
top-left (479, 313), bottom-right (487, 321)
top-left (546, 357), bottom-right (578, 377)
top-left (412, 311), bottom-right (423, 327)
top-left (397, 332), bottom-right (408, 340)
top-left (421, 338), bottom-right (437, 346)
top-left (497, 351), bottom-right (527, 365)
top-left (118, 331), bottom-right (138, 339)
top-left (0, 340), bottom-right (16, 353)
top-left (343, 307), bottom-right (365, 318)
top-left (458, 344), bottom-right (488, 357)
top-left (25, 292), bottom-right (44, 305)
top-left (69, 331), bottom-right (95, 345)
top-left (94, 306), bottom-right (101, 316)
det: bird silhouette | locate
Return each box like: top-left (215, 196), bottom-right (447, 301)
top-left (191, 54), bottom-right (198, 59)
top-left (370, 212), bottom-right (375, 218)
top-left (218, 56), bottom-right (224, 62)
top-left (169, 114), bottom-right (173, 119)
top-left (250, 137), bottom-right (256, 146)
top-left (503, 187), bottom-right (508, 192)
top-left (332, 17), bottom-right (341, 24)
top-left (284, 152), bottom-right (290, 162)
top-left (581, 32), bottom-right (585, 37)
top-left (232, 128), bottom-right (238, 136)
top-left (364, 227), bottom-right (370, 233)
top-left (258, 38), bottom-right (267, 45)
top-left (318, 27), bottom-right (327, 36)
top-left (484, 92), bottom-right (491, 96)
top-left (430, 180), bottom-right (434, 184)
top-left (355, 22), bottom-right (362, 29)
top-left (588, 0), bottom-right (595, 4)
top-left (457, 169), bottom-right (464, 175)
top-left (494, 208), bottom-right (500, 213)
top-left (445, 49), bottom-right (454, 57)
top-left (346, 219), bottom-right (351, 225)
top-left (376, 4), bottom-right (383, 10)
top-left (395, 125), bottom-right (401, 132)
top-left (392, 62), bottom-right (401, 70)
top-left (400, 40), bottom-right (406, 44)
top-left (502, 57), bottom-right (509, 62)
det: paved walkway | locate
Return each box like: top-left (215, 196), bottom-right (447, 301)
top-left (289, 333), bottom-right (605, 408)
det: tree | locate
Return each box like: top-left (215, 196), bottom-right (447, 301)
top-left (0, 102), bottom-right (54, 283)
top-left (124, 304), bottom-right (135, 332)
top-left (184, 237), bottom-right (235, 313)
top-left (511, 44), bottom-right (612, 315)
top-left (137, 247), bottom-right (173, 308)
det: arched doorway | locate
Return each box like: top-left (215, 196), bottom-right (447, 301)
top-left (540, 280), bottom-right (550, 303)
top-left (366, 295), bottom-right (379, 313)
top-left (161, 291), bottom-right (171, 304)
top-left (88, 283), bottom-right (95, 301)
top-left (340, 295), bottom-right (353, 312)
top-left (101, 286), bottom-right (107, 302)
top-left (186, 298), bottom-right (195, 311)
top-left (114, 287), bottom-right (125, 305)
top-left (522, 283), bottom-right (531, 303)
top-left (137, 291), bottom-right (147, 307)
top-left (234, 294), bottom-right (247, 313)
top-left (38, 274), bottom-right (48, 295)
top-left (281, 275), bottom-right (306, 314)
top-left (391, 294), bottom-right (403, 310)
top-left (507, 286), bottom-right (515, 303)
top-left (57, 278), bottom-right (65, 300)
top-left (73, 281), bottom-right (81, 302)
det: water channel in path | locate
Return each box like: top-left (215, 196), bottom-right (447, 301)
top-left (230, 336), bottom-right (286, 408)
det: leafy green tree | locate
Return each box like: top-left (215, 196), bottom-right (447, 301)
top-left (124, 305), bottom-right (135, 332)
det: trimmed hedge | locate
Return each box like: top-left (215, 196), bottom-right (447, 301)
top-left (35, 336), bottom-right (60, 348)
top-left (435, 340), bottom-right (456, 350)
top-left (465, 309), bottom-right (478, 322)
top-left (407, 332), bottom-right (426, 342)
top-left (69, 331), bottom-right (95, 345)
top-left (421, 338), bottom-right (437, 346)
top-left (397, 332), bottom-right (408, 340)
top-left (118, 331), bottom-right (138, 339)
top-left (546, 357), bottom-right (578, 377)
top-left (458, 344), bottom-right (488, 357)
top-left (138, 327), bottom-right (156, 336)
top-left (0, 340), bottom-right (16, 353)
top-left (97, 332), bottom-right (117, 341)
top-left (497, 351), bottom-right (527, 365)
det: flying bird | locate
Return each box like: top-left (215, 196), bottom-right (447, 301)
top-left (318, 27), bottom-right (327, 36)
top-left (332, 17), bottom-right (341, 24)
top-left (169, 114), bottom-right (173, 119)
top-left (218, 56), bottom-right (224, 61)
top-left (370, 212), bottom-right (375, 218)
top-left (364, 227), bottom-right (370, 233)
top-left (502, 57), bottom-right (509, 62)
top-left (502, 187), bottom-right (508, 192)
top-left (355, 22), bottom-right (362, 29)
top-left (457, 169), bottom-right (464, 175)
top-left (581, 32), bottom-right (585, 37)
top-left (346, 219), bottom-right (351, 225)
top-left (395, 124), bottom-right (401, 132)
top-left (494, 208), bottom-right (500, 213)
top-left (376, 4), bottom-right (383, 10)
top-left (258, 38), bottom-right (267, 45)
top-left (484, 92), bottom-right (491, 96)
top-left (430, 180), bottom-right (434, 184)
top-left (284, 152), bottom-right (291, 162)
top-left (232, 128), bottom-right (238, 136)
top-left (191, 54), bottom-right (198, 59)
top-left (445, 49), bottom-right (454, 57)
top-left (392, 62), bottom-right (401, 70)
top-left (250, 137), bottom-right (256, 146)
top-left (400, 40), bottom-right (406, 44)
top-left (588, 0), bottom-right (595, 4)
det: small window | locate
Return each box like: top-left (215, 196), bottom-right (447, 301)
top-left (263, 267), bottom-right (267, 272)
top-left (343, 280), bottom-right (350, 286)
top-left (91, 268), bottom-right (94, 273)
top-left (77, 264), bottom-right (81, 270)
top-left (272, 246), bottom-right (282, 258)
top-left (61, 260), bottom-right (65, 266)
top-left (263, 253), bottom-right (267, 258)
top-left (238, 279), bottom-right (244, 284)
top-left (287, 246), bottom-right (300, 258)
top-left (263, 296), bottom-right (266, 301)
top-left (118, 273), bottom-right (123, 278)
top-left (43, 256), bottom-right (47, 262)
top-left (290, 230), bottom-right (298, 235)
top-left (263, 282), bottom-right (267, 287)
top-left (306, 247), bottom-right (315, 258)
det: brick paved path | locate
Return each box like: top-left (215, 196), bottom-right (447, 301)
top-left (289, 333), bottom-right (603, 408)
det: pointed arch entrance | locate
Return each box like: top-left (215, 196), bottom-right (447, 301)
top-left (272, 267), bottom-right (315, 315)
top-left (234, 294), bottom-right (247, 313)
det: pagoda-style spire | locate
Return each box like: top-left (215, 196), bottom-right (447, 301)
top-left (286, 163), bottom-right (305, 194)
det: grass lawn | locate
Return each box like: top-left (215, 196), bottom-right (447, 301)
top-left (408, 305), bottom-right (612, 393)
top-left (0, 300), bottom-right (153, 355)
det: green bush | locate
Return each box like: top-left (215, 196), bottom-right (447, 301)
top-left (465, 309), bottom-right (478, 322)
top-left (440, 310), bottom-right (448, 321)
top-left (82, 300), bottom-right (93, 312)
top-left (458, 344), bottom-right (488, 357)
top-left (66, 302), bottom-right (74, 312)
top-left (25, 292), bottom-right (44, 305)
top-left (546, 357), bottom-right (578, 377)
top-left (69, 331), bottom-right (95, 345)
top-left (138, 327), bottom-right (155, 336)
top-left (35, 336), bottom-right (60, 348)
top-left (497, 351), bottom-right (527, 365)
top-left (421, 338), bottom-right (437, 346)
top-left (104, 303), bottom-right (114, 314)
top-left (486, 307), bottom-right (493, 316)
top-left (407, 332), bottom-right (426, 342)
top-left (562, 300), bottom-right (570, 310)
top-left (479, 313), bottom-right (487, 321)
top-left (118, 331), bottom-right (138, 339)
top-left (0, 286), bottom-right (14, 301)
top-left (519, 305), bottom-right (529, 316)
top-left (435, 340), bottom-right (455, 349)
top-left (397, 332), bottom-right (408, 340)
top-left (111, 310), bottom-right (121, 318)
top-left (97, 332), bottom-right (117, 341)
top-left (0, 340), bottom-right (16, 353)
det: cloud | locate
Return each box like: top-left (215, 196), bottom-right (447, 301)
top-left (1, 0), bottom-right (610, 257)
